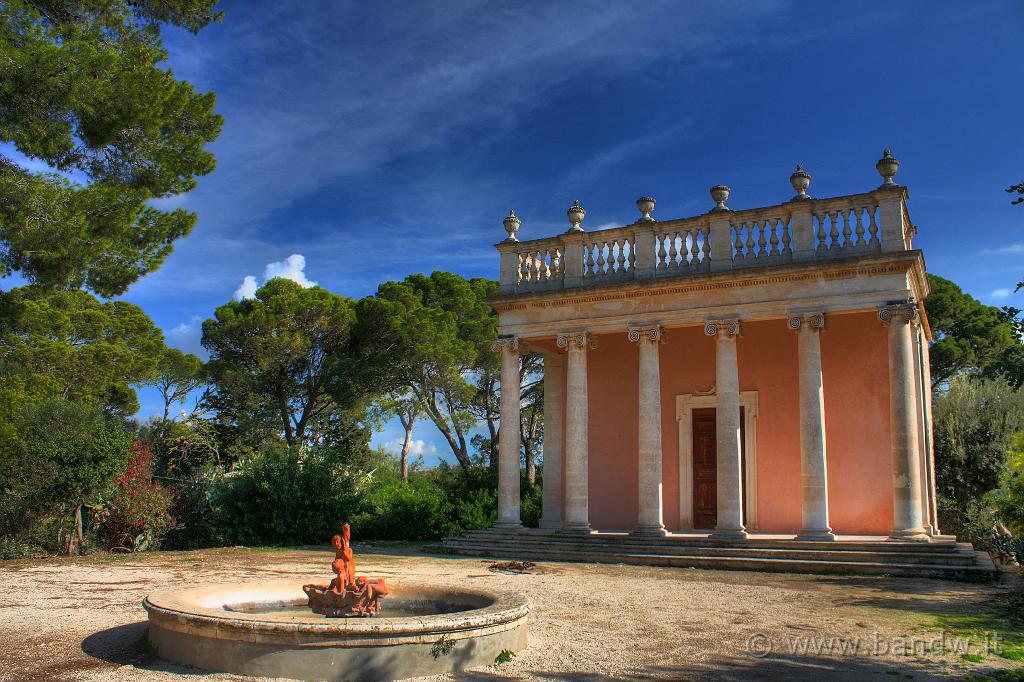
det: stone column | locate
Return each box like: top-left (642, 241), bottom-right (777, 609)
top-left (788, 313), bottom-right (835, 541)
top-left (539, 353), bottom-right (564, 530)
top-left (557, 332), bottom-right (592, 533)
top-left (879, 303), bottom-right (929, 541)
top-left (705, 320), bottom-right (747, 540)
top-left (629, 326), bottom-right (667, 537)
top-left (492, 337), bottom-right (523, 530)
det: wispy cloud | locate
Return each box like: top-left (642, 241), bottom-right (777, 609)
top-left (980, 242), bottom-right (1024, 255)
top-left (165, 316), bottom-right (208, 359)
top-left (990, 288), bottom-right (1015, 300)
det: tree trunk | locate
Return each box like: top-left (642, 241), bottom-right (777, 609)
top-left (398, 413), bottom-right (416, 483)
top-left (68, 502), bottom-right (84, 555)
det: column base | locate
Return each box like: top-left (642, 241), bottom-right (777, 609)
top-left (887, 529), bottom-right (930, 542)
top-left (709, 529), bottom-right (748, 541)
top-left (558, 524), bottom-right (593, 535)
top-left (631, 526), bottom-right (669, 538)
top-left (492, 521), bottom-right (525, 532)
top-left (538, 518), bottom-right (563, 531)
top-left (796, 529), bottom-right (836, 542)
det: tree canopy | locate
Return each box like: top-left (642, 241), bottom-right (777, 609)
top-left (924, 274), bottom-right (1023, 388)
top-left (356, 272), bottom-right (498, 474)
top-left (202, 278), bottom-right (360, 447)
top-left (0, 286), bottom-right (165, 415)
top-left (0, 0), bottom-right (222, 295)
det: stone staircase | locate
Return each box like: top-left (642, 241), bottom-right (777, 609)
top-left (440, 529), bottom-right (998, 580)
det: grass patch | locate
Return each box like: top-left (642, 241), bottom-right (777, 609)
top-left (963, 653), bottom-right (984, 663)
top-left (928, 587), bottom-right (1024, 664)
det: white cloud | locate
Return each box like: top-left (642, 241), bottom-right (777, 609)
top-left (234, 254), bottom-right (315, 299)
top-left (234, 275), bottom-right (259, 300)
top-left (263, 253), bottom-right (316, 287)
top-left (385, 438), bottom-right (437, 457)
top-left (990, 288), bottom-right (1015, 299)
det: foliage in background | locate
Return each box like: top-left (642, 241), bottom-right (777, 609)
top-left (0, 0), bottom-right (222, 294)
top-left (203, 278), bottom-right (361, 448)
top-left (925, 275), bottom-right (1023, 389)
top-left (19, 398), bottom-right (134, 553)
top-left (146, 348), bottom-right (205, 423)
top-left (92, 439), bottom-right (174, 551)
top-left (0, 287), bottom-right (165, 415)
top-left (357, 272), bottom-right (498, 474)
top-left (212, 439), bottom-right (370, 546)
top-left (934, 376), bottom-right (1024, 545)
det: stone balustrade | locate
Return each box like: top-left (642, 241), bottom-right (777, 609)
top-left (496, 153), bottom-right (914, 295)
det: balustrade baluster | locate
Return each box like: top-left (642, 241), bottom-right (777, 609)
top-left (842, 209), bottom-right (853, 248)
top-left (596, 242), bottom-right (606, 274)
top-left (701, 227), bottom-right (711, 263)
top-left (828, 211), bottom-right (840, 250)
top-left (667, 232), bottom-right (678, 266)
top-left (769, 219), bottom-right (780, 256)
top-left (733, 225), bottom-right (743, 260)
top-left (616, 240), bottom-right (626, 272)
top-left (854, 208), bottom-right (865, 246)
top-left (781, 218), bottom-right (791, 255)
top-left (757, 220), bottom-right (767, 257)
top-left (586, 244), bottom-right (596, 276)
top-left (627, 240), bottom-right (636, 271)
top-left (688, 230), bottom-right (699, 266)
top-left (815, 214), bottom-right (826, 251)
top-left (745, 223), bottom-right (755, 259)
top-left (656, 234), bottom-right (667, 268)
top-left (868, 207), bottom-right (879, 245)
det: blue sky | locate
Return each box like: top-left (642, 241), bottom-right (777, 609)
top-left (9, 1), bottom-right (1024, 465)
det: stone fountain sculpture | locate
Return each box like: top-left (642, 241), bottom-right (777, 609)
top-left (303, 523), bottom-right (389, 617)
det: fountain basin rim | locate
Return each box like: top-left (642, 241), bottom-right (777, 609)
top-left (144, 580), bottom-right (532, 640)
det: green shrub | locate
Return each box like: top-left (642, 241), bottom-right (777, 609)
top-left (351, 477), bottom-right (459, 540)
top-left (213, 442), bottom-right (362, 546)
top-left (521, 481), bottom-right (542, 528)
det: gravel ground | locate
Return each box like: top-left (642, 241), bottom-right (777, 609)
top-left (0, 544), bottom-right (1017, 681)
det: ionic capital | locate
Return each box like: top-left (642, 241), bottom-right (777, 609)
top-left (704, 319), bottom-right (741, 338)
top-left (878, 302), bottom-right (918, 326)
top-left (490, 336), bottom-right (520, 355)
top-left (627, 325), bottom-right (662, 345)
top-left (787, 312), bottom-right (826, 331)
top-left (556, 331), bottom-right (590, 350)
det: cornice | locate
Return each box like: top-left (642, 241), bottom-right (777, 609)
top-left (491, 253), bottom-right (922, 314)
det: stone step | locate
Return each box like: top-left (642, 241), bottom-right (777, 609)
top-left (442, 538), bottom-right (978, 566)
top-left (454, 530), bottom-right (972, 554)
top-left (439, 540), bottom-right (997, 580)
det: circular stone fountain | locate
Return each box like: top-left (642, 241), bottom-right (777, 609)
top-left (144, 580), bottom-right (531, 681)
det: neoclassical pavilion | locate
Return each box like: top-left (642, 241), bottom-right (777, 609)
top-left (487, 152), bottom-right (942, 543)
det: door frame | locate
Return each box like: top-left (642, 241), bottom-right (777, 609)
top-left (677, 390), bottom-right (759, 531)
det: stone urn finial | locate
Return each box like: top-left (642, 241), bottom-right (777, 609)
top-left (709, 185), bottom-right (731, 212)
top-left (566, 199), bottom-right (585, 232)
top-left (876, 148), bottom-right (900, 187)
top-left (502, 209), bottom-right (521, 242)
top-left (789, 165), bottom-right (812, 201)
top-left (636, 196), bottom-right (656, 222)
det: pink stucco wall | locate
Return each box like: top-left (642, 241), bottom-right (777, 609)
top-left (578, 311), bottom-right (895, 535)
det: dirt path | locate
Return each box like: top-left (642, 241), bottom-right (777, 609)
top-left (0, 545), bottom-right (1015, 681)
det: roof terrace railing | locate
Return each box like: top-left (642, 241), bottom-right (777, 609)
top-left (496, 152), bottom-right (915, 295)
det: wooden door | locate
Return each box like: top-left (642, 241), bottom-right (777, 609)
top-left (692, 408), bottom-right (717, 529)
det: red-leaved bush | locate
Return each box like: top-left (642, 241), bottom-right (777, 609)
top-left (93, 440), bottom-right (174, 551)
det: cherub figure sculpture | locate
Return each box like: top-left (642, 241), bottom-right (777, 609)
top-left (303, 523), bottom-right (388, 617)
